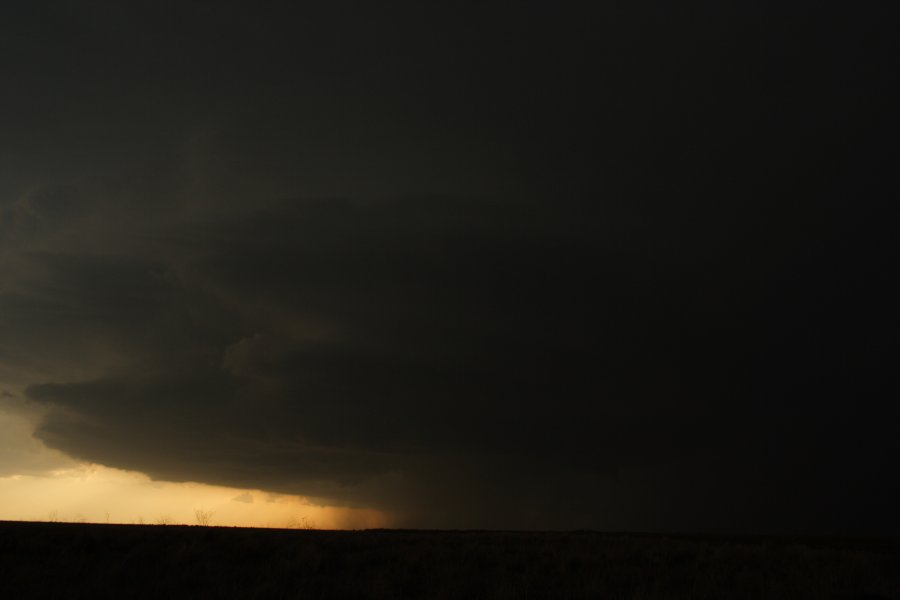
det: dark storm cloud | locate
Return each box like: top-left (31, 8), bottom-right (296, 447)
top-left (3, 1), bottom-right (899, 531)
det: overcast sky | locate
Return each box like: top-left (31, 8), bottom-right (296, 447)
top-left (1, 1), bottom-right (898, 532)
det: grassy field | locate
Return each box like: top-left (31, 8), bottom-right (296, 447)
top-left (1, 521), bottom-right (898, 599)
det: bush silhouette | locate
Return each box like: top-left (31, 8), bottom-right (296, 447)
top-left (194, 508), bottom-right (215, 526)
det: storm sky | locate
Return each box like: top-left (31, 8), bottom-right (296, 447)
top-left (2, 1), bottom-right (898, 532)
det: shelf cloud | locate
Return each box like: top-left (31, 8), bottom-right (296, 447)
top-left (2, 0), bottom-right (898, 532)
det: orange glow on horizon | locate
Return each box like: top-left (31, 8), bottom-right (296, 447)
top-left (0, 463), bottom-right (392, 530)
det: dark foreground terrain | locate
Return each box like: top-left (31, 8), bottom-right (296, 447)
top-left (1, 521), bottom-right (898, 599)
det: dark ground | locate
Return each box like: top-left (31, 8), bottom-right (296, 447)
top-left (1, 521), bottom-right (898, 599)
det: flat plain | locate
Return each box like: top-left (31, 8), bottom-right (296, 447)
top-left (1, 521), bottom-right (898, 599)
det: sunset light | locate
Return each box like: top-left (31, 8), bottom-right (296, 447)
top-left (0, 463), bottom-right (390, 529)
